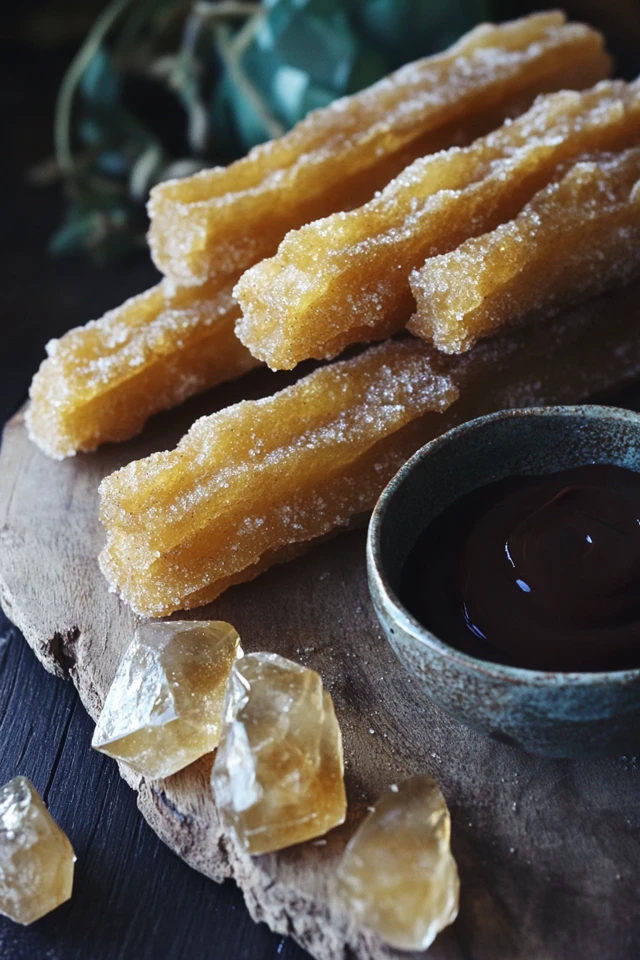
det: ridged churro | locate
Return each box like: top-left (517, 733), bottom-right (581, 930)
top-left (99, 340), bottom-right (458, 615)
top-left (26, 281), bottom-right (260, 459)
top-left (235, 79), bottom-right (640, 370)
top-left (408, 147), bottom-right (640, 352)
top-left (149, 12), bottom-right (610, 288)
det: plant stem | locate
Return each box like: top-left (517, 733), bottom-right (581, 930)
top-left (215, 20), bottom-right (285, 141)
top-left (55, 0), bottom-right (136, 178)
top-left (193, 1), bottom-right (261, 21)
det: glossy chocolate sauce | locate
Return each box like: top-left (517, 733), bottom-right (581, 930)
top-left (400, 464), bottom-right (640, 672)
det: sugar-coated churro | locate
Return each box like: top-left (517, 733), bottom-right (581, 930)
top-left (26, 280), bottom-right (260, 459)
top-left (235, 79), bottom-right (640, 370)
top-left (408, 147), bottom-right (640, 352)
top-left (99, 340), bottom-right (458, 615)
top-left (149, 13), bottom-right (610, 288)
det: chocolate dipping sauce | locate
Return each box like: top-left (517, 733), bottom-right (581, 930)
top-left (400, 464), bottom-right (640, 672)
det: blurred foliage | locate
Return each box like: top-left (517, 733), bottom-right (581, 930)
top-left (36, 0), bottom-right (492, 262)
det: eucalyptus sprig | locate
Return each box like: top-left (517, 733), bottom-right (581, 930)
top-left (42, 0), bottom-right (490, 262)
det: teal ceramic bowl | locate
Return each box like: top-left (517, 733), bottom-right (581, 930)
top-left (367, 405), bottom-right (640, 759)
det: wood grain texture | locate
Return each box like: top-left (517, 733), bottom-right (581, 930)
top-left (1, 382), bottom-right (640, 960)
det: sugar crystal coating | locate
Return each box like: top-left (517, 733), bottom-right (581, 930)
top-left (337, 777), bottom-right (459, 951)
top-left (98, 282), bottom-right (640, 616)
top-left (410, 146), bottom-right (640, 352)
top-left (211, 653), bottom-right (346, 855)
top-left (26, 280), bottom-right (260, 459)
top-left (92, 621), bottom-right (242, 779)
top-left (235, 78), bottom-right (640, 370)
top-left (98, 339), bottom-right (457, 615)
top-left (149, 13), bottom-right (609, 288)
top-left (0, 777), bottom-right (75, 925)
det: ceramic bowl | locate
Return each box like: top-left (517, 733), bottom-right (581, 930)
top-left (367, 405), bottom-right (640, 758)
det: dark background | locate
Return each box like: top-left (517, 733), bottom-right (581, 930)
top-left (1, 3), bottom-right (639, 959)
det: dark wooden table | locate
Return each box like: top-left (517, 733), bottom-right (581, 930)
top-left (2, 5), bottom-right (640, 959)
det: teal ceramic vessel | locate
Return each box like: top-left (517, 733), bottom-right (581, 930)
top-left (367, 405), bottom-right (640, 758)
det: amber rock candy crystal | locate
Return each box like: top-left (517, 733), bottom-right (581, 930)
top-left (92, 621), bottom-right (242, 779)
top-left (235, 78), bottom-right (640, 370)
top-left (0, 777), bottom-right (75, 925)
top-left (211, 653), bottom-right (346, 855)
top-left (26, 280), bottom-right (260, 460)
top-left (337, 777), bottom-right (459, 951)
top-left (98, 339), bottom-right (458, 616)
top-left (409, 146), bottom-right (640, 352)
top-left (148, 12), bottom-right (610, 288)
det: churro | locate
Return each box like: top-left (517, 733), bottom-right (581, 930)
top-left (149, 13), bottom-right (610, 288)
top-left (408, 147), bottom-right (640, 352)
top-left (99, 340), bottom-right (458, 616)
top-left (99, 282), bottom-right (640, 617)
top-left (235, 79), bottom-right (640, 370)
top-left (26, 280), bottom-right (260, 459)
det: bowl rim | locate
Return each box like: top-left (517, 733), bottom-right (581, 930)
top-left (367, 403), bottom-right (640, 687)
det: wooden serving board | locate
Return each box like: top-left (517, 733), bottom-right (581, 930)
top-left (0, 376), bottom-right (639, 960)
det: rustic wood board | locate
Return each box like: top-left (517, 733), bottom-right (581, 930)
top-left (1, 379), bottom-right (639, 960)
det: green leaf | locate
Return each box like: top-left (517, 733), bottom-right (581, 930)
top-left (214, 69), bottom-right (273, 152)
top-left (50, 193), bottom-right (145, 263)
top-left (268, 2), bottom-right (357, 91)
top-left (299, 80), bottom-right (336, 118)
top-left (80, 47), bottom-right (121, 106)
top-left (346, 45), bottom-right (390, 94)
top-left (353, 0), bottom-right (492, 66)
top-left (78, 102), bottom-right (161, 167)
top-left (271, 64), bottom-right (310, 127)
top-left (96, 150), bottom-right (129, 176)
top-left (209, 72), bottom-right (242, 155)
top-left (49, 212), bottom-right (98, 257)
